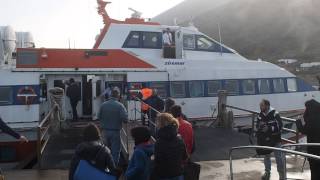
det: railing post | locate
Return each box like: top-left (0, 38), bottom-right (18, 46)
top-left (37, 126), bottom-right (41, 169)
top-left (251, 114), bottom-right (255, 132)
top-left (217, 90), bottom-right (228, 127)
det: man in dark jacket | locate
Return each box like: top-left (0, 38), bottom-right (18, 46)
top-left (69, 123), bottom-right (118, 180)
top-left (145, 89), bottom-right (164, 134)
top-left (296, 99), bottom-right (320, 180)
top-left (256, 99), bottom-right (284, 180)
top-left (66, 78), bottom-right (81, 121)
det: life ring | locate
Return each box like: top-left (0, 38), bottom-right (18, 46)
top-left (16, 86), bottom-right (37, 105)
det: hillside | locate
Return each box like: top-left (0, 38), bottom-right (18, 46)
top-left (153, 0), bottom-right (320, 63)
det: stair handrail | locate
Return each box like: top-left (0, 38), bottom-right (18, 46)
top-left (229, 145), bottom-right (320, 180)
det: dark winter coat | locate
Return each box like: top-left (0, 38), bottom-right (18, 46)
top-left (67, 82), bottom-right (81, 102)
top-left (296, 99), bottom-right (320, 156)
top-left (0, 117), bottom-right (21, 139)
top-left (145, 95), bottom-right (164, 120)
top-left (256, 108), bottom-right (283, 150)
top-left (154, 125), bottom-right (188, 178)
top-left (69, 141), bottom-right (117, 180)
top-left (125, 144), bottom-right (154, 180)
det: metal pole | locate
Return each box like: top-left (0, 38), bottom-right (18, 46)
top-left (229, 151), bottom-right (234, 180)
top-left (218, 21), bottom-right (223, 56)
top-left (37, 126), bottom-right (41, 169)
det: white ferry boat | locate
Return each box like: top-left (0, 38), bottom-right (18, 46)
top-left (0, 0), bottom-right (318, 163)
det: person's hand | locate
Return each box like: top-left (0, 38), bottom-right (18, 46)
top-left (19, 136), bottom-right (28, 143)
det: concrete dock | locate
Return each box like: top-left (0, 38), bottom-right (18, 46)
top-left (1, 121), bottom-right (312, 180)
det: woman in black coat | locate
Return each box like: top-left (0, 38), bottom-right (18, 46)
top-left (69, 123), bottom-right (118, 180)
top-left (296, 99), bottom-right (320, 180)
top-left (154, 113), bottom-right (188, 180)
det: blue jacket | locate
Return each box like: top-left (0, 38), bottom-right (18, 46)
top-left (98, 98), bottom-right (128, 130)
top-left (125, 144), bottom-right (154, 180)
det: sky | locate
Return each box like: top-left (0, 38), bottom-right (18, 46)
top-left (0, 0), bottom-right (184, 48)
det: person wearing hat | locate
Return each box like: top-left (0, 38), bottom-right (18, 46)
top-left (125, 126), bottom-right (154, 180)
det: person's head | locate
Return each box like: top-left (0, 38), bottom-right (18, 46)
top-left (260, 99), bottom-right (270, 113)
top-left (304, 99), bottom-right (320, 119)
top-left (131, 126), bottom-right (151, 145)
top-left (156, 113), bottom-right (179, 129)
top-left (170, 105), bottom-right (182, 118)
top-left (69, 78), bottom-right (75, 84)
top-left (83, 123), bottom-right (101, 142)
top-left (165, 98), bottom-right (175, 112)
top-left (166, 28), bottom-right (170, 33)
top-left (111, 88), bottom-right (120, 99)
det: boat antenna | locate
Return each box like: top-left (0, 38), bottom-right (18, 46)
top-left (128, 8), bottom-right (142, 18)
top-left (218, 20), bottom-right (223, 56)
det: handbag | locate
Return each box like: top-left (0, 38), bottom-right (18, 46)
top-left (183, 161), bottom-right (201, 180)
top-left (74, 144), bottom-right (116, 180)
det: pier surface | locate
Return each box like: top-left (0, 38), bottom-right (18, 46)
top-left (2, 121), bottom-right (312, 180)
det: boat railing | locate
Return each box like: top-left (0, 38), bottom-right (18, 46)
top-left (229, 145), bottom-right (320, 180)
top-left (224, 104), bottom-right (300, 144)
top-left (132, 96), bottom-right (160, 142)
top-left (37, 103), bottom-right (59, 169)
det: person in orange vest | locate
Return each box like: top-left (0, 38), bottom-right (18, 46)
top-left (138, 84), bottom-right (153, 126)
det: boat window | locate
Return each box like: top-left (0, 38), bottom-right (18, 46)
top-left (273, 79), bottom-right (285, 93)
top-left (207, 81), bottom-right (221, 96)
top-left (196, 35), bottom-right (216, 51)
top-left (17, 51), bottom-right (38, 65)
top-left (0, 87), bottom-right (13, 105)
top-left (287, 78), bottom-right (297, 92)
top-left (224, 80), bottom-right (239, 94)
top-left (189, 81), bottom-right (204, 97)
top-left (183, 34), bottom-right (195, 50)
top-left (242, 80), bottom-right (256, 94)
top-left (149, 82), bottom-right (167, 98)
top-left (142, 32), bottom-right (161, 48)
top-left (124, 31), bottom-right (140, 48)
top-left (170, 82), bottom-right (186, 98)
top-left (258, 79), bottom-right (271, 94)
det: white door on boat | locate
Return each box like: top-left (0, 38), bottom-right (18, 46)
top-left (91, 75), bottom-right (105, 120)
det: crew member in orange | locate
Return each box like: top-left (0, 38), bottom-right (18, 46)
top-left (138, 83), bottom-right (153, 126)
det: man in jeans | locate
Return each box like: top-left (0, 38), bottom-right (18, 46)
top-left (256, 99), bottom-right (284, 180)
top-left (98, 88), bottom-right (128, 165)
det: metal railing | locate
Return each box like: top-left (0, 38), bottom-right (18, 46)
top-left (224, 104), bottom-right (300, 144)
top-left (229, 145), bottom-right (320, 180)
top-left (281, 143), bottom-right (320, 172)
top-left (37, 104), bottom-right (59, 169)
top-left (120, 123), bottom-right (130, 161)
top-left (132, 96), bottom-right (160, 141)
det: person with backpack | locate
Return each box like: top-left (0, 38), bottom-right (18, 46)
top-left (69, 123), bottom-right (119, 180)
top-left (256, 99), bottom-right (284, 180)
top-left (125, 126), bottom-right (154, 180)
